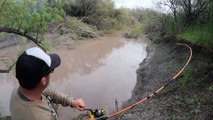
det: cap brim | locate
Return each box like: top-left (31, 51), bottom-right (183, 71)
top-left (49, 54), bottom-right (61, 69)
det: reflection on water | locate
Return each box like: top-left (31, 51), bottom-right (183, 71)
top-left (0, 36), bottom-right (149, 119)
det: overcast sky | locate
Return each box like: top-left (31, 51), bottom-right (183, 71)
top-left (113, 0), bottom-right (155, 9)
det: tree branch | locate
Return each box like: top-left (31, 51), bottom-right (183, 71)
top-left (0, 27), bottom-right (46, 51)
top-left (0, 62), bottom-right (15, 73)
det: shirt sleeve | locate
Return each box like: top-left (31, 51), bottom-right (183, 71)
top-left (42, 87), bottom-right (74, 107)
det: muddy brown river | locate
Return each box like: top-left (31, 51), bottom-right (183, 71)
top-left (0, 35), bottom-right (150, 119)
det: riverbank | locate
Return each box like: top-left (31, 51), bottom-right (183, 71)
top-left (117, 35), bottom-right (213, 120)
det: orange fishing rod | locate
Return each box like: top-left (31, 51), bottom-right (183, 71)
top-left (85, 43), bottom-right (192, 120)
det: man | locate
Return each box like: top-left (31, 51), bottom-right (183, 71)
top-left (10, 47), bottom-right (85, 120)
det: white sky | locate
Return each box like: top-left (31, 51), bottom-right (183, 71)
top-left (113, 0), bottom-right (155, 9)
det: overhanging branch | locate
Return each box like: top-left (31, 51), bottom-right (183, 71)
top-left (0, 27), bottom-right (46, 51)
top-left (0, 62), bottom-right (15, 73)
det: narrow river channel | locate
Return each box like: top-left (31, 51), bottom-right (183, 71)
top-left (0, 35), bottom-right (149, 119)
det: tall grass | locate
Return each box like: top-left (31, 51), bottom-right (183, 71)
top-left (180, 25), bottom-right (213, 48)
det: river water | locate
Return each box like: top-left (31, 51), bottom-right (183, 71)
top-left (0, 35), bottom-right (149, 119)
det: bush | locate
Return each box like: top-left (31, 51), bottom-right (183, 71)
top-left (63, 0), bottom-right (130, 31)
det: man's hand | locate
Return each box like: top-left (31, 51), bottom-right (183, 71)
top-left (70, 98), bottom-right (85, 111)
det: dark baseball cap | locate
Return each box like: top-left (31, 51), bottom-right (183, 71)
top-left (16, 47), bottom-right (61, 89)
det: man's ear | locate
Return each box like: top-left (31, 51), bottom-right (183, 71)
top-left (41, 77), bottom-right (47, 85)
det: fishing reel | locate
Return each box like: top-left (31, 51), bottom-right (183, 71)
top-left (84, 108), bottom-right (108, 120)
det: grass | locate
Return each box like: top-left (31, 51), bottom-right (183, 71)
top-left (178, 70), bottom-right (191, 91)
top-left (174, 94), bottom-right (207, 119)
top-left (179, 25), bottom-right (213, 48)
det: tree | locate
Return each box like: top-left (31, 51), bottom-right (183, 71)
top-left (155, 0), bottom-right (181, 33)
top-left (0, 0), bottom-right (64, 50)
top-left (0, 0), bottom-right (64, 73)
top-left (179, 0), bottom-right (208, 27)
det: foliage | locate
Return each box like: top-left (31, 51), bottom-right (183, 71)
top-left (129, 22), bottom-right (143, 39)
top-left (154, 0), bottom-right (213, 49)
top-left (63, 0), bottom-right (103, 17)
top-left (0, 0), bottom-right (65, 41)
top-left (128, 8), bottom-right (162, 39)
top-left (159, 14), bottom-right (177, 33)
top-left (178, 70), bottom-right (191, 91)
top-left (113, 8), bottom-right (131, 29)
top-left (185, 95), bottom-right (205, 119)
top-left (180, 25), bottom-right (213, 47)
top-left (174, 95), bottom-right (207, 119)
top-left (62, 17), bottom-right (98, 39)
top-left (63, 0), bottom-right (130, 31)
top-left (132, 8), bottom-right (162, 32)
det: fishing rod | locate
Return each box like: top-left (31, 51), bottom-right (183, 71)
top-left (84, 43), bottom-right (192, 120)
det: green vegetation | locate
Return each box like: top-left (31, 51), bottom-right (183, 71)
top-left (128, 22), bottom-right (143, 39)
top-left (0, 0), bottom-right (132, 46)
top-left (0, 0), bottom-right (64, 37)
top-left (129, 0), bottom-right (213, 49)
top-left (63, 17), bottom-right (98, 39)
top-left (0, 0), bottom-right (132, 74)
top-left (174, 94), bottom-right (208, 119)
top-left (178, 70), bottom-right (191, 91)
top-left (180, 25), bottom-right (213, 47)
top-left (127, 8), bottom-right (162, 39)
top-left (156, 0), bottom-right (213, 49)
top-left (63, 0), bottom-right (131, 32)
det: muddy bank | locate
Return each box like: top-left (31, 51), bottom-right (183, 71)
top-left (116, 36), bottom-right (213, 120)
